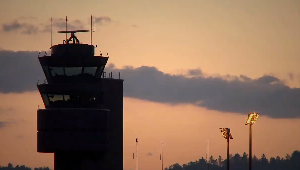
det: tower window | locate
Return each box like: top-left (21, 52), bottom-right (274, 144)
top-left (44, 66), bottom-right (105, 83)
top-left (83, 67), bottom-right (97, 76)
top-left (65, 67), bottom-right (82, 76)
top-left (41, 93), bottom-right (50, 106)
top-left (48, 94), bottom-right (64, 102)
top-left (96, 66), bottom-right (105, 78)
top-left (49, 67), bottom-right (64, 76)
top-left (41, 93), bottom-right (103, 108)
top-left (42, 66), bottom-right (51, 80)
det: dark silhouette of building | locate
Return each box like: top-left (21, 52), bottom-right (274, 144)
top-left (36, 29), bottom-right (123, 170)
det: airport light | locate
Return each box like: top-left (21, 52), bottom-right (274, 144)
top-left (245, 112), bottom-right (259, 170)
top-left (245, 112), bottom-right (259, 125)
top-left (219, 128), bottom-right (233, 170)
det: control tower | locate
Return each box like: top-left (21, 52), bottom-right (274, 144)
top-left (36, 26), bottom-right (123, 170)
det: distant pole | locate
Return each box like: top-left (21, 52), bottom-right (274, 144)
top-left (227, 136), bottom-right (230, 170)
top-left (91, 15), bottom-right (93, 45)
top-left (249, 124), bottom-right (252, 170)
top-left (65, 16), bottom-right (68, 41)
top-left (136, 138), bottom-right (139, 170)
top-left (51, 17), bottom-right (52, 47)
top-left (206, 140), bottom-right (209, 170)
top-left (160, 141), bottom-right (164, 170)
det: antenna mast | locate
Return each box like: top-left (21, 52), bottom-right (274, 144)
top-left (51, 17), bottom-right (53, 47)
top-left (160, 141), bottom-right (164, 170)
top-left (65, 16), bottom-right (68, 41)
top-left (91, 15), bottom-right (93, 45)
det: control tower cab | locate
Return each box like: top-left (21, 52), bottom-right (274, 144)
top-left (37, 28), bottom-right (123, 170)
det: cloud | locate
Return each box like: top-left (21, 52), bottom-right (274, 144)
top-left (146, 152), bottom-right (153, 157)
top-left (131, 24), bottom-right (138, 28)
top-left (187, 68), bottom-right (202, 76)
top-left (0, 121), bottom-right (8, 129)
top-left (0, 50), bottom-right (300, 119)
top-left (16, 134), bottom-right (24, 139)
top-left (42, 18), bottom-right (85, 32)
top-left (94, 16), bottom-right (112, 25)
top-left (288, 73), bottom-right (294, 81)
top-left (18, 16), bottom-right (38, 20)
top-left (1, 16), bottom-right (111, 35)
top-left (0, 108), bottom-right (14, 129)
top-left (2, 20), bottom-right (39, 35)
top-left (0, 50), bottom-right (44, 92)
top-left (0, 108), bottom-right (13, 115)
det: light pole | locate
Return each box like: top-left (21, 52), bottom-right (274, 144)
top-left (245, 112), bottom-right (259, 170)
top-left (219, 128), bottom-right (233, 170)
top-left (160, 141), bottom-right (164, 170)
top-left (133, 138), bottom-right (139, 170)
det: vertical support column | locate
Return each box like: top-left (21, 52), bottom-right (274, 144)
top-left (227, 137), bottom-right (230, 170)
top-left (161, 141), bottom-right (163, 170)
top-left (65, 16), bottom-right (68, 41)
top-left (91, 15), bottom-right (93, 45)
top-left (249, 124), bottom-right (252, 170)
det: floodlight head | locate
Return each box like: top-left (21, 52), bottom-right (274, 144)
top-left (245, 112), bottom-right (259, 125)
top-left (219, 128), bottom-right (233, 140)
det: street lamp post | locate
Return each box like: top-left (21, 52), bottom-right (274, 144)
top-left (219, 128), bottom-right (233, 170)
top-left (245, 112), bottom-right (259, 170)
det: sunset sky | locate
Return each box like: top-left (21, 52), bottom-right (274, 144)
top-left (0, 0), bottom-right (300, 170)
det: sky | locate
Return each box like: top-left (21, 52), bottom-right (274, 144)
top-left (0, 0), bottom-right (300, 170)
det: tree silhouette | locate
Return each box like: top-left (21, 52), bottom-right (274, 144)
top-left (0, 164), bottom-right (50, 170)
top-left (1, 150), bottom-right (299, 170)
top-left (166, 150), bottom-right (300, 170)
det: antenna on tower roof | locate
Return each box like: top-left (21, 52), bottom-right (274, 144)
top-left (51, 17), bottom-right (53, 47)
top-left (91, 15), bottom-right (96, 46)
top-left (91, 15), bottom-right (93, 45)
top-left (65, 16), bottom-right (68, 41)
top-left (93, 17), bottom-right (96, 32)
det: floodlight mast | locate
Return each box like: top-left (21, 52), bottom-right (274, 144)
top-left (219, 128), bottom-right (233, 170)
top-left (245, 112), bottom-right (259, 170)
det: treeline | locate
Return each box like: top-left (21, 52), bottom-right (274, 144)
top-left (166, 150), bottom-right (300, 170)
top-left (1, 150), bottom-right (299, 170)
top-left (0, 164), bottom-right (50, 170)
